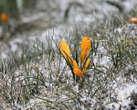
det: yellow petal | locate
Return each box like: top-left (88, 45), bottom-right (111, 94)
top-left (73, 68), bottom-right (83, 77)
top-left (82, 58), bottom-right (91, 73)
top-left (81, 36), bottom-right (91, 51)
top-left (73, 60), bottom-right (79, 69)
top-left (80, 36), bottom-right (91, 64)
top-left (59, 41), bottom-right (73, 65)
top-left (128, 16), bottom-right (137, 24)
top-left (1, 12), bottom-right (8, 23)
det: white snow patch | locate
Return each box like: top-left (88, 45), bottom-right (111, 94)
top-left (105, 103), bottom-right (121, 110)
top-left (116, 83), bottom-right (137, 106)
top-left (21, 12), bottom-right (45, 23)
top-left (100, 56), bottom-right (110, 66)
top-left (93, 45), bottom-right (111, 68)
top-left (114, 27), bottom-right (122, 33)
top-left (123, 0), bottom-right (137, 12)
top-left (1, 52), bottom-right (8, 59)
top-left (9, 38), bottom-right (22, 52)
top-left (105, 77), bottom-right (137, 109)
top-left (25, 98), bottom-right (43, 109)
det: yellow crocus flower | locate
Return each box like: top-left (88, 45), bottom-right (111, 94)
top-left (80, 36), bottom-right (91, 64)
top-left (59, 41), bottom-right (73, 65)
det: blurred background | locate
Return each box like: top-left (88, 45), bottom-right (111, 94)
top-left (0, 0), bottom-right (137, 60)
top-left (0, 0), bottom-right (137, 38)
top-left (0, 0), bottom-right (137, 59)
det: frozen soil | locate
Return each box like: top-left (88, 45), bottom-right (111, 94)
top-left (0, 0), bottom-right (137, 110)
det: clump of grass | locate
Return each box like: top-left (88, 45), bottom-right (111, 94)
top-left (129, 91), bottom-right (137, 109)
top-left (0, 39), bottom-right (48, 109)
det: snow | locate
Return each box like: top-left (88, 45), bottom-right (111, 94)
top-left (117, 82), bottom-right (137, 106)
top-left (21, 12), bottom-right (45, 23)
top-left (106, 77), bottom-right (137, 109)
